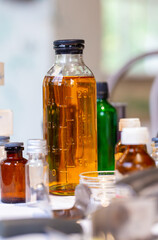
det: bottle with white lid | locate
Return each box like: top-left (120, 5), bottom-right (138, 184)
top-left (25, 139), bottom-right (49, 202)
top-left (115, 118), bottom-right (141, 165)
top-left (116, 127), bottom-right (156, 178)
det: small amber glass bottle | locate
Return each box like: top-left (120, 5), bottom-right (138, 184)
top-left (115, 118), bottom-right (141, 165)
top-left (1, 142), bottom-right (28, 203)
top-left (116, 127), bottom-right (156, 179)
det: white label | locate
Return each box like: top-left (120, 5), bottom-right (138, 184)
top-left (0, 110), bottom-right (13, 136)
top-left (0, 62), bottom-right (4, 85)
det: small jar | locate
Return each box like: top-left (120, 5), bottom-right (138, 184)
top-left (80, 171), bottom-right (116, 207)
top-left (1, 142), bottom-right (27, 203)
top-left (26, 139), bottom-right (49, 202)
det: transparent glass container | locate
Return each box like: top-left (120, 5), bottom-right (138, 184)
top-left (79, 171), bottom-right (116, 207)
top-left (43, 39), bottom-right (97, 195)
top-left (25, 139), bottom-right (49, 202)
top-left (151, 137), bottom-right (158, 166)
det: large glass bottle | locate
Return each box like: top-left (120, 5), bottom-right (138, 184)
top-left (1, 142), bottom-right (27, 203)
top-left (43, 39), bottom-right (97, 195)
top-left (97, 82), bottom-right (117, 171)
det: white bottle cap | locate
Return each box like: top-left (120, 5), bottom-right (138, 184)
top-left (121, 127), bottom-right (149, 145)
top-left (119, 118), bottom-right (141, 131)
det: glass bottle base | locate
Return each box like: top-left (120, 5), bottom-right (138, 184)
top-left (1, 197), bottom-right (26, 204)
top-left (49, 183), bottom-right (77, 196)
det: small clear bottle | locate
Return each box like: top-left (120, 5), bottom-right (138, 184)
top-left (116, 127), bottom-right (156, 179)
top-left (1, 142), bottom-right (27, 203)
top-left (151, 137), bottom-right (158, 166)
top-left (115, 118), bottom-right (141, 166)
top-left (26, 139), bottom-right (49, 202)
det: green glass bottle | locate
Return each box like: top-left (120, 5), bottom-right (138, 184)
top-left (97, 82), bottom-right (117, 171)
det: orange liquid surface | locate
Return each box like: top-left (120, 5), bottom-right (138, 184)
top-left (43, 76), bottom-right (97, 195)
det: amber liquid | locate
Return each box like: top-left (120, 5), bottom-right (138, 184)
top-left (43, 76), bottom-right (97, 195)
top-left (1, 153), bottom-right (27, 203)
top-left (116, 145), bottom-right (156, 176)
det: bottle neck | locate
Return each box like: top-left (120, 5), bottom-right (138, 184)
top-left (55, 54), bottom-right (84, 64)
top-left (97, 98), bottom-right (108, 102)
top-left (7, 150), bottom-right (23, 159)
top-left (27, 153), bottom-right (46, 161)
top-left (125, 144), bottom-right (147, 151)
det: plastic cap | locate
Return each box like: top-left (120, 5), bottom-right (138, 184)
top-left (5, 142), bottom-right (24, 150)
top-left (119, 118), bottom-right (141, 131)
top-left (152, 137), bottom-right (158, 143)
top-left (97, 82), bottom-right (109, 99)
top-left (0, 136), bottom-right (10, 146)
top-left (121, 127), bottom-right (149, 145)
top-left (27, 139), bottom-right (47, 155)
top-left (53, 39), bottom-right (85, 54)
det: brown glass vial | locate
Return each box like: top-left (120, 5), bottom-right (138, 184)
top-left (116, 127), bottom-right (156, 179)
top-left (1, 142), bottom-right (28, 203)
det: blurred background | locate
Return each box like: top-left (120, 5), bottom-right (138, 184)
top-left (0, 0), bottom-right (158, 154)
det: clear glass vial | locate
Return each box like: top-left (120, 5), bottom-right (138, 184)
top-left (26, 139), bottom-right (49, 202)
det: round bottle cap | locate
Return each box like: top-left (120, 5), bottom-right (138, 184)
top-left (0, 136), bottom-right (10, 146)
top-left (119, 118), bottom-right (141, 131)
top-left (27, 139), bottom-right (47, 155)
top-left (152, 137), bottom-right (158, 143)
top-left (97, 82), bottom-right (109, 100)
top-left (53, 39), bottom-right (85, 54)
top-left (121, 127), bottom-right (149, 145)
top-left (5, 142), bottom-right (24, 150)
top-left (152, 137), bottom-right (158, 147)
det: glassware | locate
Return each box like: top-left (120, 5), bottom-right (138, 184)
top-left (43, 39), bottom-right (97, 196)
top-left (25, 139), bottom-right (49, 202)
top-left (116, 127), bottom-right (156, 179)
top-left (115, 118), bottom-right (141, 165)
top-left (1, 142), bottom-right (28, 203)
top-left (79, 171), bottom-right (116, 207)
top-left (151, 137), bottom-right (158, 166)
top-left (97, 82), bottom-right (117, 171)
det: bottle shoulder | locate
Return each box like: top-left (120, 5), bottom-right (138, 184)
top-left (1, 157), bottom-right (27, 164)
top-left (116, 146), bottom-right (156, 174)
top-left (45, 63), bottom-right (94, 77)
top-left (97, 100), bottom-right (117, 113)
